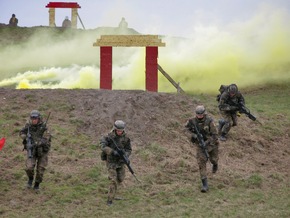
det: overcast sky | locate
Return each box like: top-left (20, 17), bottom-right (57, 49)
top-left (1, 0), bottom-right (290, 37)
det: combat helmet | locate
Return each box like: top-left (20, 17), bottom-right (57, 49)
top-left (195, 105), bottom-right (206, 121)
top-left (114, 120), bottom-right (126, 130)
top-left (30, 110), bottom-right (41, 118)
top-left (195, 105), bottom-right (206, 115)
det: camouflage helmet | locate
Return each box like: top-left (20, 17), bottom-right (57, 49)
top-left (30, 110), bottom-right (40, 118)
top-left (114, 120), bottom-right (126, 130)
top-left (195, 105), bottom-right (206, 115)
top-left (228, 84), bottom-right (238, 95)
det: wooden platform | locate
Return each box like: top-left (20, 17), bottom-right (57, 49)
top-left (93, 35), bottom-right (165, 47)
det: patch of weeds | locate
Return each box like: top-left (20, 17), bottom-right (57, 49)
top-left (13, 170), bottom-right (23, 180)
top-left (13, 154), bottom-right (24, 161)
top-left (24, 94), bottom-right (34, 101)
top-left (87, 167), bottom-right (102, 180)
top-left (249, 191), bottom-right (265, 202)
top-left (56, 103), bottom-right (75, 112)
top-left (2, 112), bottom-right (18, 120)
top-left (148, 142), bottom-right (167, 155)
top-left (173, 187), bottom-right (190, 196)
top-left (177, 159), bottom-right (186, 168)
top-left (38, 104), bottom-right (52, 112)
top-left (268, 173), bottom-right (284, 182)
top-left (69, 118), bottom-right (85, 127)
top-left (167, 121), bottom-right (180, 129)
top-left (89, 143), bottom-right (97, 150)
top-left (137, 149), bottom-right (153, 162)
top-left (137, 143), bottom-right (167, 162)
top-left (228, 150), bottom-right (244, 159)
top-left (60, 138), bottom-right (69, 146)
top-left (244, 174), bottom-right (263, 188)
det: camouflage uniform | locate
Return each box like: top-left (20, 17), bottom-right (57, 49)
top-left (20, 113), bottom-right (51, 190)
top-left (185, 108), bottom-right (219, 192)
top-left (100, 130), bottom-right (132, 204)
top-left (218, 86), bottom-right (245, 139)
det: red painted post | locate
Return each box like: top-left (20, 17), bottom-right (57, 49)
top-left (146, 47), bottom-right (158, 92)
top-left (100, 46), bottom-right (112, 89)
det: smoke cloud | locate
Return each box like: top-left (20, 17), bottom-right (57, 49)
top-left (0, 7), bottom-right (289, 93)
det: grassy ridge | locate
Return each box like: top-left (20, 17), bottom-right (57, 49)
top-left (0, 84), bottom-right (289, 217)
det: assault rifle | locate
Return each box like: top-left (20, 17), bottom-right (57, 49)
top-left (26, 126), bottom-right (33, 158)
top-left (230, 102), bottom-right (261, 123)
top-left (193, 122), bottom-right (209, 160)
top-left (110, 137), bottom-right (140, 183)
top-left (26, 112), bottom-right (51, 158)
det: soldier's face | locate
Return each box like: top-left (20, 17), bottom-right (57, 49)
top-left (116, 129), bottom-right (124, 136)
top-left (196, 114), bottom-right (204, 119)
top-left (31, 117), bottom-right (39, 125)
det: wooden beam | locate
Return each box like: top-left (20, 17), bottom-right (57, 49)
top-left (46, 2), bottom-right (81, 8)
top-left (94, 35), bottom-right (165, 47)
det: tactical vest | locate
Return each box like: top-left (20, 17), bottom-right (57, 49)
top-left (190, 116), bottom-right (213, 140)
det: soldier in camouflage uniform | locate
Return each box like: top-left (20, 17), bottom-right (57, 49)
top-left (218, 84), bottom-right (245, 141)
top-left (185, 105), bottom-right (219, 193)
top-left (19, 110), bottom-right (51, 191)
top-left (100, 120), bottom-right (132, 206)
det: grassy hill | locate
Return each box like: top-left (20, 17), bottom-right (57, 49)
top-left (0, 83), bottom-right (289, 217)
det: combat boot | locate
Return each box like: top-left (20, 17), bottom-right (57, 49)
top-left (218, 119), bottom-right (225, 135)
top-left (212, 164), bottom-right (218, 173)
top-left (27, 177), bottom-right (33, 189)
top-left (201, 178), bottom-right (209, 193)
top-left (219, 133), bottom-right (227, 141)
top-left (107, 200), bottom-right (113, 206)
top-left (33, 182), bottom-right (40, 192)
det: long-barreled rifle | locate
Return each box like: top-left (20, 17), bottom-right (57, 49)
top-left (110, 137), bottom-right (140, 183)
top-left (193, 122), bottom-right (209, 160)
top-left (230, 102), bottom-right (261, 124)
top-left (26, 126), bottom-right (33, 158)
top-left (26, 112), bottom-right (51, 158)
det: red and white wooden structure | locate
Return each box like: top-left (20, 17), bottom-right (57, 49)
top-left (94, 35), bottom-right (165, 92)
top-left (45, 2), bottom-right (81, 28)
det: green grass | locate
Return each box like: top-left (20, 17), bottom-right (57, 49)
top-left (0, 84), bottom-right (289, 217)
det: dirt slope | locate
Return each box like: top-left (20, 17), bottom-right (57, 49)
top-left (0, 88), bottom-right (288, 181)
top-left (0, 87), bottom-right (289, 217)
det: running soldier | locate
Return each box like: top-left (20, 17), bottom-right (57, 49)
top-left (218, 84), bottom-right (245, 141)
top-left (185, 105), bottom-right (219, 192)
top-left (19, 110), bottom-right (51, 192)
top-left (100, 120), bottom-right (132, 205)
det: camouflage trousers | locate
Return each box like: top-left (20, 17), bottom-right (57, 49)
top-left (220, 111), bottom-right (238, 135)
top-left (196, 143), bottom-right (219, 179)
top-left (25, 152), bottom-right (48, 183)
top-left (107, 164), bottom-right (126, 201)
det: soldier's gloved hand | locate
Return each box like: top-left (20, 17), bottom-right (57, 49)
top-left (40, 138), bottom-right (48, 145)
top-left (191, 133), bottom-right (197, 143)
top-left (205, 140), bottom-right (210, 147)
top-left (230, 106), bottom-right (239, 111)
top-left (112, 150), bottom-right (120, 157)
top-left (20, 134), bottom-right (26, 140)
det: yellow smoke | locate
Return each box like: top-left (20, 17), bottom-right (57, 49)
top-left (158, 9), bottom-right (290, 93)
top-left (0, 7), bottom-right (289, 92)
top-left (0, 66), bottom-right (99, 89)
